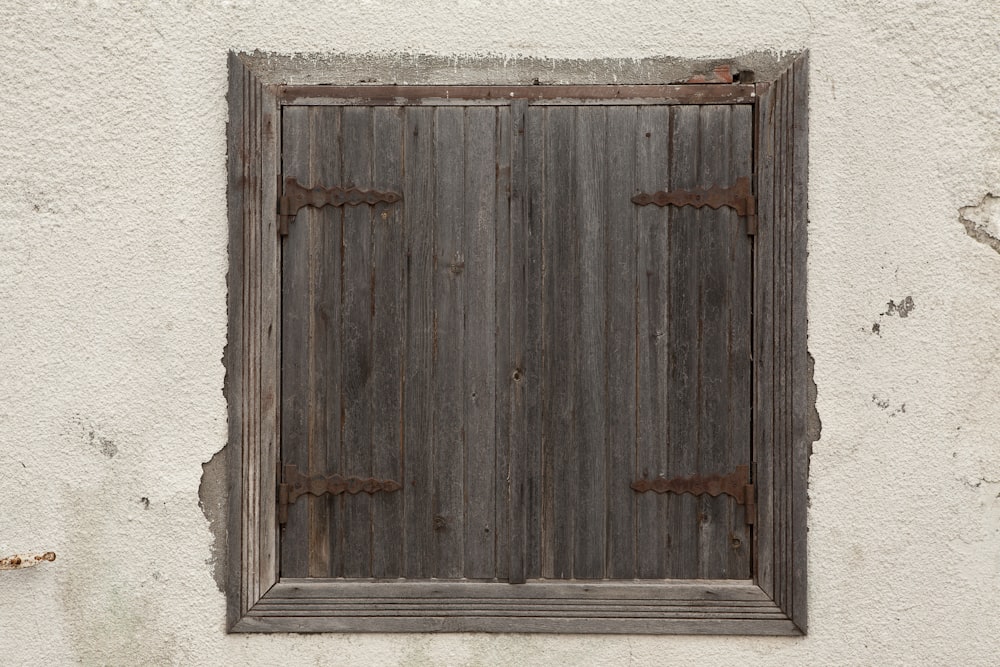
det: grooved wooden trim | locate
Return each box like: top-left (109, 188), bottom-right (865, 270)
top-left (752, 52), bottom-right (810, 634)
top-left (226, 51), bottom-right (810, 635)
top-left (226, 52), bottom-right (282, 630)
top-left (232, 580), bottom-right (798, 634)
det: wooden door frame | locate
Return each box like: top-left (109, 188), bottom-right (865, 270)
top-left (225, 50), bottom-right (812, 634)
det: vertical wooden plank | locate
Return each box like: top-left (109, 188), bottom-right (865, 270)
top-left (635, 105), bottom-right (672, 579)
top-left (403, 106), bottom-right (435, 579)
top-left (728, 104), bottom-right (754, 579)
top-left (776, 72), bottom-right (794, 611)
top-left (246, 65), bottom-right (260, 605)
top-left (278, 104), bottom-right (308, 579)
top-left (258, 76), bottom-right (281, 597)
top-left (753, 80), bottom-right (776, 600)
top-left (432, 106), bottom-right (466, 578)
top-left (695, 105), bottom-right (747, 579)
top-left (371, 106), bottom-right (404, 578)
top-left (501, 101), bottom-right (523, 583)
top-left (340, 106), bottom-right (374, 578)
top-left (789, 53), bottom-right (811, 632)
top-left (523, 105), bottom-right (545, 580)
top-left (667, 105), bottom-right (701, 579)
top-left (223, 58), bottom-right (283, 613)
top-left (541, 106), bottom-right (576, 579)
top-left (313, 107), bottom-right (344, 579)
top-left (772, 70), bottom-right (788, 609)
top-left (572, 106), bottom-right (607, 579)
top-left (695, 105), bottom-right (727, 578)
top-left (305, 110), bottom-right (329, 579)
top-left (278, 105), bottom-right (324, 578)
top-left (464, 106), bottom-right (498, 578)
top-left (225, 53), bottom-right (248, 625)
top-left (604, 106), bottom-right (638, 579)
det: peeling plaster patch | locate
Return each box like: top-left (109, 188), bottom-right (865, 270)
top-left (199, 447), bottom-right (227, 594)
top-left (961, 476), bottom-right (1000, 490)
top-left (959, 193), bottom-right (1000, 254)
top-left (807, 351), bottom-right (822, 443)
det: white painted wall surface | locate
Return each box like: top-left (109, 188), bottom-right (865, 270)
top-left (2, 1), bottom-right (999, 664)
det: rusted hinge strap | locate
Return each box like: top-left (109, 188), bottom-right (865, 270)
top-left (278, 464), bottom-right (402, 524)
top-left (631, 464), bottom-right (755, 524)
top-left (632, 176), bottom-right (756, 235)
top-left (278, 177), bottom-right (402, 236)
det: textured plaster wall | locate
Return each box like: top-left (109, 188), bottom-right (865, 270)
top-left (1, 1), bottom-right (999, 665)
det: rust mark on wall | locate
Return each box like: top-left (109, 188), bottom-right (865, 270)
top-left (672, 64), bottom-right (737, 84)
top-left (1, 551), bottom-right (56, 571)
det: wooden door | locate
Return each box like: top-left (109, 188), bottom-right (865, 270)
top-left (517, 104), bottom-right (753, 580)
top-left (279, 104), bottom-right (510, 580)
top-left (279, 98), bottom-right (752, 582)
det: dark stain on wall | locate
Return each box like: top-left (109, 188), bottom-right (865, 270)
top-left (884, 296), bottom-right (915, 318)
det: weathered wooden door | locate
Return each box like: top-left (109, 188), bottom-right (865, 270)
top-left (517, 104), bottom-right (753, 581)
top-left (280, 104), bottom-right (510, 579)
top-left (279, 97), bottom-right (752, 582)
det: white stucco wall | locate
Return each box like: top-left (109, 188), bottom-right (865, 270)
top-left (2, 1), bottom-right (999, 664)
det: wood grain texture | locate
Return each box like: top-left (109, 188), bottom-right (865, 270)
top-left (463, 107), bottom-right (499, 579)
top-left (234, 579), bottom-right (800, 635)
top-left (729, 104), bottom-right (754, 574)
top-left (431, 106), bottom-right (466, 578)
top-left (752, 53), bottom-right (810, 634)
top-left (522, 105), bottom-right (545, 580)
top-left (694, 105), bottom-right (753, 580)
top-left (789, 53), bottom-right (810, 633)
top-left (226, 52), bottom-right (248, 626)
top-left (402, 107), bottom-right (436, 579)
top-left (604, 106), bottom-right (638, 579)
top-left (635, 105), bottom-right (672, 579)
top-left (278, 105), bottom-right (312, 579)
top-left (257, 62), bottom-right (281, 602)
top-left (572, 106), bottom-right (608, 579)
top-left (371, 106), bottom-right (405, 578)
top-left (231, 63), bottom-right (810, 634)
top-left (503, 101), bottom-right (526, 583)
top-left (752, 78), bottom-right (776, 602)
top-left (666, 105), bottom-right (701, 579)
top-left (225, 53), bottom-right (281, 628)
top-left (540, 106), bottom-right (576, 579)
top-left (696, 105), bottom-right (729, 578)
top-left (340, 106), bottom-right (375, 578)
top-left (310, 107), bottom-right (342, 578)
top-left (279, 84), bottom-right (757, 106)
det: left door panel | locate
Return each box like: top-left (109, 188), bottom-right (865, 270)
top-left (279, 104), bottom-right (510, 581)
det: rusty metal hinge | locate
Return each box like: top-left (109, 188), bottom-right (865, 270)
top-left (632, 176), bottom-right (757, 235)
top-left (277, 463), bottom-right (402, 524)
top-left (278, 177), bottom-right (402, 236)
top-left (631, 464), bottom-right (756, 525)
